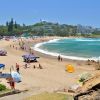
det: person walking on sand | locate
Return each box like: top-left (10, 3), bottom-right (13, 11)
top-left (16, 63), bottom-right (20, 73)
top-left (7, 78), bottom-right (15, 90)
top-left (10, 79), bottom-right (15, 90)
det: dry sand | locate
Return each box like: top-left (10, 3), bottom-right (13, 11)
top-left (0, 37), bottom-right (95, 100)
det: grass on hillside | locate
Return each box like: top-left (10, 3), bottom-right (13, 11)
top-left (25, 92), bottom-right (74, 100)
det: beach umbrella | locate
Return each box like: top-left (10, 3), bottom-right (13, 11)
top-left (0, 64), bottom-right (5, 69)
top-left (22, 54), bottom-right (35, 58)
top-left (22, 54), bottom-right (39, 58)
top-left (22, 54), bottom-right (39, 62)
top-left (11, 71), bottom-right (21, 83)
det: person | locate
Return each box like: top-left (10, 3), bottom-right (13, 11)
top-left (60, 57), bottom-right (62, 61)
top-left (16, 63), bottom-right (19, 73)
top-left (32, 52), bottom-right (34, 55)
top-left (58, 55), bottom-right (60, 61)
top-left (7, 78), bottom-right (15, 90)
top-left (25, 63), bottom-right (28, 69)
top-left (10, 80), bottom-right (15, 90)
top-left (33, 65), bottom-right (36, 69)
top-left (13, 45), bottom-right (14, 48)
top-left (39, 64), bottom-right (43, 69)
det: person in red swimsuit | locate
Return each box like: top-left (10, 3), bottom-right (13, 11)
top-left (16, 63), bottom-right (20, 73)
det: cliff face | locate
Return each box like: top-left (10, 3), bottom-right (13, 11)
top-left (74, 72), bottom-right (100, 100)
top-left (74, 84), bottom-right (100, 100)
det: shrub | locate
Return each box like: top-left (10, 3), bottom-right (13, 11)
top-left (0, 84), bottom-right (6, 91)
top-left (79, 72), bottom-right (92, 82)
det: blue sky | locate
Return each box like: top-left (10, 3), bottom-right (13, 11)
top-left (0, 0), bottom-right (100, 27)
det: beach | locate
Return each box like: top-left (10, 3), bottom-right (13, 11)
top-left (0, 37), bottom-right (95, 99)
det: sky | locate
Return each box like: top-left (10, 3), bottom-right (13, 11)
top-left (0, 0), bottom-right (100, 27)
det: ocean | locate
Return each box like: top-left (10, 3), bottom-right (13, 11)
top-left (33, 38), bottom-right (100, 61)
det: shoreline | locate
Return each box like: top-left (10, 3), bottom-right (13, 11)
top-left (27, 37), bottom-right (93, 66)
top-left (32, 37), bottom-right (100, 61)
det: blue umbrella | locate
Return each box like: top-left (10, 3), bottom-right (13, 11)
top-left (0, 64), bottom-right (5, 69)
top-left (11, 71), bottom-right (21, 83)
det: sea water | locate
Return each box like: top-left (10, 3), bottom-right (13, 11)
top-left (33, 38), bottom-right (100, 61)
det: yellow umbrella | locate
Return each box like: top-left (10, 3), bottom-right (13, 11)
top-left (66, 64), bottom-right (74, 73)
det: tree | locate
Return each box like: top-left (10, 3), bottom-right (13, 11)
top-left (8, 18), bottom-right (14, 32)
top-left (6, 21), bottom-right (9, 27)
top-left (15, 21), bottom-right (17, 29)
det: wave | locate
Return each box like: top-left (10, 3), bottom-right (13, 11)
top-left (74, 38), bottom-right (100, 42)
top-left (47, 39), bottom-right (60, 43)
top-left (33, 39), bottom-right (60, 48)
top-left (33, 44), bottom-right (99, 61)
top-left (32, 38), bottom-right (100, 61)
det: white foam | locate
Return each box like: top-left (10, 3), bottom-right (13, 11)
top-left (47, 39), bottom-right (60, 43)
top-left (32, 38), bottom-right (100, 61)
top-left (34, 39), bottom-right (60, 48)
top-left (74, 38), bottom-right (100, 42)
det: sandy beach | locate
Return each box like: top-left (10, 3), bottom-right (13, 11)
top-left (0, 37), bottom-right (95, 99)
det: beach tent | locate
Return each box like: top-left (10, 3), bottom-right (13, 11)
top-left (0, 64), bottom-right (5, 69)
top-left (22, 54), bottom-right (39, 62)
top-left (66, 64), bottom-right (74, 73)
